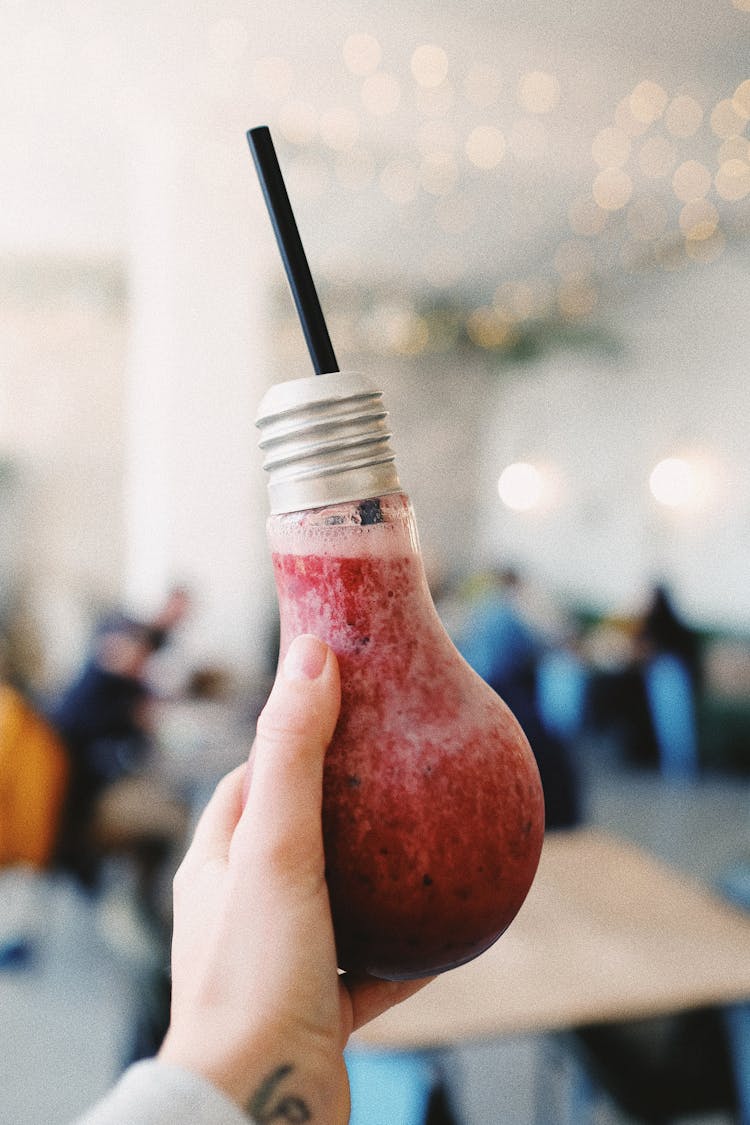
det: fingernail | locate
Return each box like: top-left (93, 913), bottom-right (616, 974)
top-left (283, 634), bottom-right (328, 681)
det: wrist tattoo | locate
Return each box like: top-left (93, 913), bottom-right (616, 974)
top-left (247, 1064), bottom-right (311, 1123)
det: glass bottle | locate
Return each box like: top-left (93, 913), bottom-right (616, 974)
top-left (256, 371), bottom-right (544, 980)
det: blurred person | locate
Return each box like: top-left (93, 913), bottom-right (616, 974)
top-left (48, 588), bottom-right (192, 892)
top-left (638, 583), bottom-right (703, 779)
top-left (0, 679), bottom-right (69, 872)
top-left (458, 565), bottom-right (582, 828)
top-left (639, 583), bottom-right (702, 691)
top-left (74, 636), bottom-right (430, 1125)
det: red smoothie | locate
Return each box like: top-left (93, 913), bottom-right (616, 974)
top-left (269, 492), bottom-right (544, 979)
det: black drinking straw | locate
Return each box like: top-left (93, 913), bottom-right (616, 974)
top-left (247, 125), bottom-right (338, 377)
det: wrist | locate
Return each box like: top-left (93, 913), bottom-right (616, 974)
top-left (158, 1033), bottom-right (349, 1123)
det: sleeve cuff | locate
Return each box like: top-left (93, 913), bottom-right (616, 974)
top-left (73, 1058), bottom-right (255, 1125)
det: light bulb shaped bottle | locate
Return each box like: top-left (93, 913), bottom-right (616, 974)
top-left (256, 371), bottom-right (544, 981)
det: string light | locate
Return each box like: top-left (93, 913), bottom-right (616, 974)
top-left (715, 158), bottom-right (750, 200)
top-left (517, 71), bottom-right (560, 114)
top-left (629, 80), bottom-right (668, 124)
top-left (732, 79), bottom-right (750, 119)
top-left (319, 107), bottom-right (359, 151)
top-left (465, 125), bottom-right (506, 168)
top-left (672, 159), bottom-right (712, 202)
top-left (685, 229), bottom-right (726, 262)
top-left (592, 167), bottom-right (633, 210)
top-left (277, 101), bottom-right (318, 145)
top-left (710, 97), bottom-right (746, 138)
top-left (615, 96), bottom-right (651, 137)
top-left (410, 44), bottom-right (449, 88)
top-left (467, 307), bottom-right (515, 348)
top-left (679, 199), bottom-right (719, 240)
top-left (342, 33), bottom-right (381, 76)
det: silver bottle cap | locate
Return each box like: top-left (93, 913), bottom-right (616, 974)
top-left (255, 370), bottom-right (402, 514)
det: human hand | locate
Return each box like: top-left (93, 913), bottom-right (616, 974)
top-left (159, 634), bottom-right (431, 1122)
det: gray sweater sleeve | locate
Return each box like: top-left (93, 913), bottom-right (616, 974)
top-left (72, 1059), bottom-right (255, 1125)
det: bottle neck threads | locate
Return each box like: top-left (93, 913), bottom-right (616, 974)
top-left (255, 371), bottom-right (402, 515)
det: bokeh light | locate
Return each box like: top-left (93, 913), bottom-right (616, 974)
top-left (685, 229), bottom-right (726, 263)
top-left (649, 457), bottom-right (698, 507)
top-left (517, 71), bottom-right (560, 114)
top-left (342, 33), bottom-right (382, 76)
top-left (277, 101), bottom-right (318, 145)
top-left (679, 199), bottom-right (719, 240)
top-left (732, 79), bottom-right (750, 120)
top-left (629, 80), bottom-right (669, 124)
top-left (710, 97), bottom-right (747, 138)
top-left (718, 135), bottom-right (750, 163)
top-left (465, 125), bottom-right (506, 168)
top-left (410, 44), bottom-right (449, 88)
top-left (672, 160), bottom-right (712, 201)
top-left (615, 95), bottom-right (651, 136)
top-left (592, 167), bottom-right (633, 210)
top-left (467, 307), bottom-right (514, 348)
top-left (715, 158), bottom-right (750, 200)
top-left (591, 126), bottom-right (631, 169)
top-left (649, 456), bottom-right (714, 509)
top-left (319, 107), bottom-right (359, 151)
top-left (498, 462), bottom-right (545, 511)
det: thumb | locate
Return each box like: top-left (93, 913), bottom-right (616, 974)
top-left (230, 634), bottom-right (340, 877)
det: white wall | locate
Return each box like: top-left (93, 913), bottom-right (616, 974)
top-left (479, 249), bottom-right (750, 630)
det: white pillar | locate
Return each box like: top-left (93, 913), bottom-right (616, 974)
top-left (123, 118), bottom-right (277, 678)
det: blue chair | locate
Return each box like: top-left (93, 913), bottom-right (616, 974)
top-left (346, 1047), bottom-right (439, 1125)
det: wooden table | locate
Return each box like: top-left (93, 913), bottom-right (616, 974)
top-left (354, 828), bottom-right (750, 1050)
